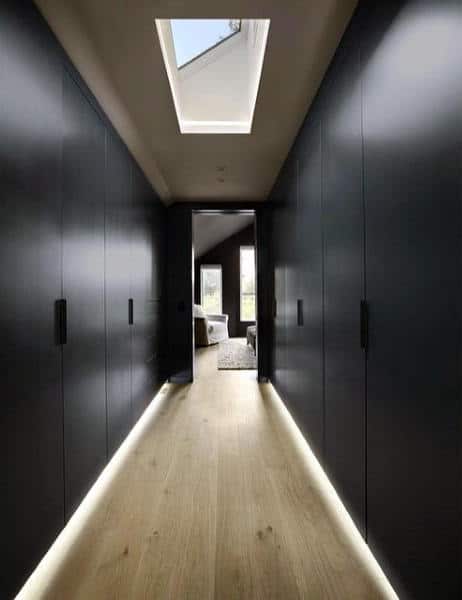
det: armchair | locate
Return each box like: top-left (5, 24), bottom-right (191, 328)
top-left (194, 305), bottom-right (229, 347)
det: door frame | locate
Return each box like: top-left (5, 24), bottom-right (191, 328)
top-left (169, 203), bottom-right (271, 383)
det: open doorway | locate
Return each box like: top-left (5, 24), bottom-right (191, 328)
top-left (192, 210), bottom-right (257, 375)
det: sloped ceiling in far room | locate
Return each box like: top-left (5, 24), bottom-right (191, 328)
top-left (193, 214), bottom-right (254, 258)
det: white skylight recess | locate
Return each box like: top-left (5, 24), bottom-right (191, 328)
top-left (171, 19), bottom-right (241, 69)
top-left (155, 19), bottom-right (270, 134)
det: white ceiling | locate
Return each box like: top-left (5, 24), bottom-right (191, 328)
top-left (193, 213), bottom-right (254, 258)
top-left (35, 0), bottom-right (357, 205)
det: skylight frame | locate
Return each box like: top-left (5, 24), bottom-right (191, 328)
top-left (155, 18), bottom-right (271, 135)
top-left (173, 19), bottom-right (242, 70)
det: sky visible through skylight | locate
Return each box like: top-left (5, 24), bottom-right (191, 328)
top-left (171, 19), bottom-right (240, 68)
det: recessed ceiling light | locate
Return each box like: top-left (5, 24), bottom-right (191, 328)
top-left (155, 19), bottom-right (270, 134)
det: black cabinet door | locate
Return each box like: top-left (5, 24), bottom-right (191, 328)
top-left (62, 71), bottom-right (107, 519)
top-left (131, 165), bottom-right (157, 419)
top-left (271, 175), bottom-right (288, 398)
top-left (0, 2), bottom-right (64, 596)
top-left (152, 200), bottom-right (168, 384)
top-left (105, 132), bottom-right (132, 457)
top-left (273, 260), bottom-right (287, 395)
top-left (322, 26), bottom-right (366, 535)
top-left (167, 206), bottom-right (193, 384)
top-left (284, 157), bottom-right (300, 417)
top-left (362, 1), bottom-right (462, 597)
top-left (296, 116), bottom-right (324, 458)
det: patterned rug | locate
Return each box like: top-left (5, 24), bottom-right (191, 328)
top-left (217, 338), bottom-right (257, 370)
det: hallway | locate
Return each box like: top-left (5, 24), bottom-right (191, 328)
top-left (19, 346), bottom-right (394, 600)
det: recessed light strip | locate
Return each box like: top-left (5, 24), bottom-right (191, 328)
top-left (265, 383), bottom-right (399, 600)
top-left (16, 383), bottom-right (172, 599)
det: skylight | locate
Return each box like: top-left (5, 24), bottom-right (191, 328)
top-left (171, 19), bottom-right (241, 69)
top-left (155, 19), bottom-right (271, 134)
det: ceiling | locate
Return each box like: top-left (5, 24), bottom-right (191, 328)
top-left (193, 213), bottom-right (254, 258)
top-left (35, 0), bottom-right (357, 205)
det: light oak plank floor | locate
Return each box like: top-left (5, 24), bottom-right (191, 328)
top-left (19, 344), bottom-right (396, 600)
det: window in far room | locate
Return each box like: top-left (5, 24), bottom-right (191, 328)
top-left (240, 246), bottom-right (256, 321)
top-left (200, 265), bottom-right (222, 314)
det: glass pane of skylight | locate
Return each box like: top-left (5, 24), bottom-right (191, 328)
top-left (171, 19), bottom-right (241, 68)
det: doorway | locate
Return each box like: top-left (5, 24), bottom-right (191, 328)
top-left (192, 210), bottom-right (258, 377)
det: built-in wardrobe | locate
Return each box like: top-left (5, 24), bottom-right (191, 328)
top-left (1, 1), bottom-right (167, 597)
top-left (269, 1), bottom-right (462, 598)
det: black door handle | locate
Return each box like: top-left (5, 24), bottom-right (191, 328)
top-left (56, 299), bottom-right (67, 345)
top-left (297, 299), bottom-right (304, 326)
top-left (128, 298), bottom-right (134, 325)
top-left (360, 300), bottom-right (368, 351)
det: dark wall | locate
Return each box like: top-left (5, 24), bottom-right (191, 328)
top-left (268, 1), bottom-right (462, 599)
top-left (168, 206), bottom-right (193, 383)
top-left (1, 1), bottom-right (167, 597)
top-left (255, 206), bottom-right (273, 381)
top-left (194, 224), bottom-right (255, 338)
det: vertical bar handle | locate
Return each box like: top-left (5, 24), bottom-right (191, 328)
top-left (57, 299), bottom-right (67, 345)
top-left (360, 300), bottom-right (368, 351)
top-left (128, 298), bottom-right (134, 325)
top-left (297, 299), bottom-right (304, 326)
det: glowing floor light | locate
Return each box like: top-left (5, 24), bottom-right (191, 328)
top-left (16, 383), bottom-right (172, 599)
top-left (263, 383), bottom-right (399, 599)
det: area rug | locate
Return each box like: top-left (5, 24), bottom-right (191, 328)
top-left (217, 338), bottom-right (257, 370)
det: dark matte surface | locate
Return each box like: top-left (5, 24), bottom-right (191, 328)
top-left (168, 206), bottom-right (193, 383)
top-left (150, 184), bottom-right (168, 388)
top-left (271, 176), bottom-right (288, 399)
top-left (268, 0), bottom-right (462, 597)
top-left (194, 224), bottom-right (255, 338)
top-left (283, 154), bottom-right (300, 428)
top-left (105, 131), bottom-right (133, 458)
top-left (293, 117), bottom-right (324, 460)
top-left (130, 164), bottom-right (162, 422)
top-left (62, 70), bottom-right (107, 519)
top-left (255, 205), bottom-right (273, 380)
top-left (321, 20), bottom-right (366, 535)
top-left (1, 1), bottom-right (167, 596)
top-left (361, 1), bottom-right (462, 597)
top-left (271, 116), bottom-right (325, 459)
top-left (1, 2), bottom-right (64, 596)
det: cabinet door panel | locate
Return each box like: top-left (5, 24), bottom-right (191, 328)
top-left (296, 117), bottom-right (324, 458)
top-left (106, 133), bottom-right (132, 457)
top-left (362, 1), bottom-right (462, 596)
top-left (272, 174), bottom-right (288, 398)
top-left (322, 28), bottom-right (365, 534)
top-left (167, 206), bottom-right (193, 384)
top-left (62, 72), bottom-right (107, 518)
top-left (285, 158), bottom-right (300, 417)
top-left (152, 202), bottom-right (168, 384)
top-left (131, 166), bottom-right (156, 419)
top-left (0, 2), bottom-right (64, 595)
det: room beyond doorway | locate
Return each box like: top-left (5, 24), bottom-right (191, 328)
top-left (193, 210), bottom-right (257, 376)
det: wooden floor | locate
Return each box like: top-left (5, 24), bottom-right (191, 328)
top-left (19, 345), bottom-right (395, 600)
